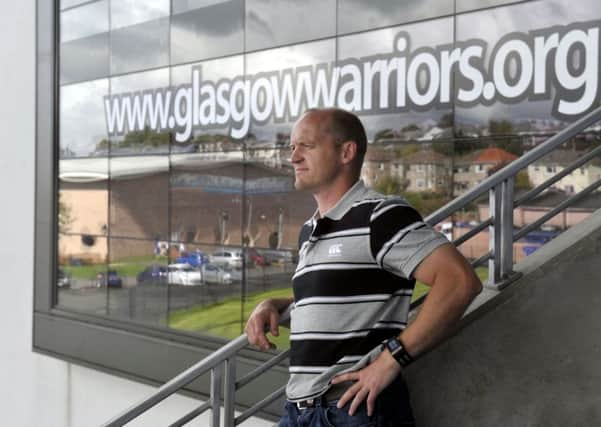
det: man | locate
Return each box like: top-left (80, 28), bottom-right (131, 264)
top-left (246, 108), bottom-right (482, 426)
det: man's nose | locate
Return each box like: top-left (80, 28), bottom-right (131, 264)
top-left (289, 148), bottom-right (302, 163)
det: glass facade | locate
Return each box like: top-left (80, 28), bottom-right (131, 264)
top-left (56, 0), bottom-right (601, 344)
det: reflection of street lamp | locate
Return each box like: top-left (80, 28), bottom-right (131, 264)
top-left (220, 210), bottom-right (229, 245)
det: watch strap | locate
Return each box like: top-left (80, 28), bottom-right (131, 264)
top-left (385, 336), bottom-right (414, 367)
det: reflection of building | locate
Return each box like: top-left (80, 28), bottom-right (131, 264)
top-left (59, 155), bottom-right (313, 261)
top-left (527, 150), bottom-right (601, 194)
top-left (362, 146), bottom-right (452, 193)
top-left (402, 151), bottom-right (451, 193)
top-left (453, 147), bottom-right (518, 195)
top-left (361, 145), bottom-right (394, 187)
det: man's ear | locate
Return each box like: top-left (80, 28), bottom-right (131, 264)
top-left (340, 140), bottom-right (357, 165)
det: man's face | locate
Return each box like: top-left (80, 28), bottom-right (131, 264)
top-left (289, 112), bottom-right (343, 192)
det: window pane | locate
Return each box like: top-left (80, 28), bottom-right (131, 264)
top-left (60, 34), bottom-right (110, 84)
top-left (170, 152), bottom-right (244, 246)
top-left (110, 17), bottom-right (170, 75)
top-left (109, 69), bottom-right (171, 155)
top-left (61, 0), bottom-right (108, 42)
top-left (170, 0), bottom-right (243, 65)
top-left (58, 168), bottom-right (108, 236)
top-left (109, 156), bottom-right (169, 240)
top-left (245, 0), bottom-right (336, 51)
top-left (60, 78), bottom-right (109, 157)
top-left (166, 241), bottom-right (244, 338)
top-left (170, 55), bottom-right (245, 152)
top-left (338, 0), bottom-right (452, 35)
top-left (106, 237), bottom-right (169, 327)
top-left (57, 234), bottom-right (108, 316)
top-left (111, 0), bottom-right (170, 30)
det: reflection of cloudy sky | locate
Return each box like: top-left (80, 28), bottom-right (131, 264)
top-left (172, 55), bottom-right (244, 85)
top-left (111, 0), bottom-right (169, 30)
top-left (170, 2), bottom-right (243, 64)
top-left (456, 0), bottom-right (599, 127)
top-left (338, 18), bottom-right (453, 58)
top-left (338, 0), bottom-right (453, 34)
top-left (248, 39), bottom-right (335, 141)
top-left (60, 0), bottom-right (108, 42)
top-left (247, 39), bottom-right (335, 73)
top-left (172, 0), bottom-right (231, 14)
top-left (111, 68), bottom-right (169, 93)
top-left (60, 79), bottom-right (108, 156)
top-left (110, 18), bottom-right (170, 75)
top-left (245, 0), bottom-right (335, 51)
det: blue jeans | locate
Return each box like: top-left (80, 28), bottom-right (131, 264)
top-left (278, 376), bottom-right (416, 427)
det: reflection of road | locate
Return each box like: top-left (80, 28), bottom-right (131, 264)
top-left (58, 265), bottom-right (294, 326)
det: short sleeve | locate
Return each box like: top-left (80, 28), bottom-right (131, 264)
top-left (369, 199), bottom-right (450, 279)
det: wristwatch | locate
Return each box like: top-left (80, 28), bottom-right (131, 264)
top-left (384, 336), bottom-right (414, 367)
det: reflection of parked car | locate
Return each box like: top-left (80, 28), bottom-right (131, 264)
top-left (168, 263), bottom-right (202, 286)
top-left (107, 270), bottom-right (123, 287)
top-left (210, 250), bottom-right (243, 268)
top-left (201, 264), bottom-right (232, 284)
top-left (176, 251), bottom-right (209, 268)
top-left (137, 264), bottom-right (167, 285)
top-left (246, 248), bottom-right (267, 267)
top-left (57, 269), bottom-right (70, 288)
top-left (222, 265), bottom-right (242, 282)
top-left (96, 270), bottom-right (123, 288)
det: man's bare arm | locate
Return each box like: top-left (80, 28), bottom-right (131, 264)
top-left (398, 242), bottom-right (483, 357)
top-left (245, 297), bottom-right (294, 351)
top-left (332, 243), bottom-right (482, 416)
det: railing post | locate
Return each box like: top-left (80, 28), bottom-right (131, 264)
top-left (223, 357), bottom-right (237, 427)
top-left (488, 177), bottom-right (520, 289)
top-left (210, 365), bottom-right (223, 427)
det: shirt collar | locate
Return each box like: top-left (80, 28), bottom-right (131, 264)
top-left (312, 180), bottom-right (368, 221)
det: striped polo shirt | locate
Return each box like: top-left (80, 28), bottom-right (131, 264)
top-left (286, 180), bottom-right (449, 401)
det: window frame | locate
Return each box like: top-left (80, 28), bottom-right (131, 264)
top-left (33, 1), bottom-right (286, 418)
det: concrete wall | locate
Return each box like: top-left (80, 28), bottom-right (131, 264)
top-left (0, 2), bottom-right (271, 425)
top-left (406, 208), bottom-right (601, 426)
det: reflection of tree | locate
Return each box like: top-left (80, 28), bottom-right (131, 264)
top-left (374, 175), bottom-right (407, 195)
top-left (95, 127), bottom-right (171, 152)
top-left (437, 113), bottom-right (453, 129)
top-left (58, 195), bottom-right (74, 233)
top-left (374, 176), bottom-right (450, 216)
top-left (374, 129), bottom-right (394, 142)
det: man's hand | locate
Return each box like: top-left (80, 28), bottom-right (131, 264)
top-left (331, 350), bottom-right (401, 417)
top-left (245, 298), bottom-right (291, 351)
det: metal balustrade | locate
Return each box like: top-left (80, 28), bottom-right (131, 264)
top-left (102, 105), bottom-right (601, 426)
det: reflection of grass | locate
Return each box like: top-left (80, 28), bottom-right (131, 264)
top-left (63, 255), bottom-right (168, 279)
top-left (169, 287), bottom-right (294, 349)
top-left (167, 269), bottom-right (489, 347)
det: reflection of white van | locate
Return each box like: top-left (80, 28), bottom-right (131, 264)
top-left (441, 222), bottom-right (453, 241)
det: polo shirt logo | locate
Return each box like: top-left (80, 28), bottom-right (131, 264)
top-left (328, 243), bottom-right (343, 257)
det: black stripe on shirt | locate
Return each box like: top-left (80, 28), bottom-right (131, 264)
top-left (293, 268), bottom-right (414, 301)
top-left (369, 205), bottom-right (423, 257)
top-left (289, 328), bottom-right (400, 367)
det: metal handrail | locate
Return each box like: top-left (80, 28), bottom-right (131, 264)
top-left (102, 308), bottom-right (291, 427)
top-left (102, 105), bottom-right (601, 427)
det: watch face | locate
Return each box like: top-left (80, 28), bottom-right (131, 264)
top-left (387, 337), bottom-right (401, 353)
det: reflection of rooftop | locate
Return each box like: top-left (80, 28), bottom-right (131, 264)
top-left (456, 147), bottom-right (518, 166)
top-left (59, 152), bottom-right (293, 182)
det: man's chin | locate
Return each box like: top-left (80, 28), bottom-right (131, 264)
top-left (294, 180), bottom-right (311, 191)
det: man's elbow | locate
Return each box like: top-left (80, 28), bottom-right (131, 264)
top-left (463, 270), bottom-right (483, 301)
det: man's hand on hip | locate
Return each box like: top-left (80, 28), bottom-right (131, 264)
top-left (331, 349), bottom-right (401, 417)
top-left (245, 298), bottom-right (288, 351)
